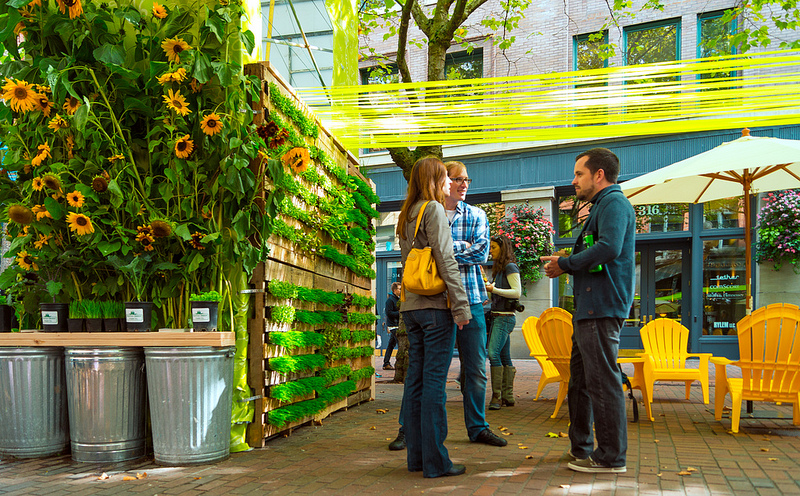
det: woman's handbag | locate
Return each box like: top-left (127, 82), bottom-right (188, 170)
top-left (402, 201), bottom-right (447, 299)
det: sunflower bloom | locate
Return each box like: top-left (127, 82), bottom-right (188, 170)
top-left (91, 175), bottom-right (108, 193)
top-left (35, 93), bottom-right (52, 117)
top-left (150, 219), bottom-right (172, 237)
top-left (31, 142), bottom-right (51, 167)
top-left (161, 37), bottom-right (192, 63)
top-left (174, 135), bottom-right (194, 158)
top-left (190, 231), bottom-right (206, 250)
top-left (136, 231), bottom-right (155, 251)
top-left (62, 96), bottom-right (81, 115)
top-left (67, 190), bottom-right (85, 208)
top-left (152, 1), bottom-right (167, 18)
top-left (108, 153), bottom-right (125, 163)
top-left (41, 172), bottom-right (60, 191)
top-left (17, 225), bottom-right (30, 237)
top-left (32, 204), bottom-right (52, 221)
top-left (200, 113), bottom-right (223, 136)
top-left (34, 234), bottom-right (52, 249)
top-left (163, 89), bottom-right (191, 116)
top-left (16, 251), bottom-right (38, 271)
top-left (8, 204), bottom-right (34, 225)
top-left (156, 68), bottom-right (187, 85)
top-left (31, 177), bottom-right (44, 191)
top-left (2, 78), bottom-right (38, 113)
top-left (56, 0), bottom-right (83, 19)
top-left (65, 135), bottom-right (75, 158)
top-left (190, 79), bottom-right (203, 93)
top-left (66, 212), bottom-right (94, 235)
top-left (282, 147), bottom-right (311, 173)
top-left (48, 114), bottom-right (68, 131)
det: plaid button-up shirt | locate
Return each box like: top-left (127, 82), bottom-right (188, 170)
top-left (449, 201), bottom-right (490, 306)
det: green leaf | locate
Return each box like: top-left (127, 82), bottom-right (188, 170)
top-left (164, 168), bottom-right (177, 183)
top-left (225, 167), bottom-right (243, 194)
top-left (107, 179), bottom-right (124, 209)
top-left (205, 12), bottom-right (226, 42)
top-left (44, 197), bottom-right (65, 221)
top-left (73, 103), bottom-right (89, 132)
top-left (175, 223), bottom-right (191, 240)
top-left (229, 137), bottom-right (243, 149)
top-left (46, 281), bottom-right (63, 299)
top-left (192, 51), bottom-right (214, 84)
top-left (186, 251), bottom-right (204, 272)
top-left (94, 44), bottom-right (126, 66)
top-left (240, 30), bottom-right (256, 54)
top-left (97, 241), bottom-right (121, 256)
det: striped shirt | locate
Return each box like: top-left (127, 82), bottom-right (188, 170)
top-left (448, 201), bottom-right (490, 305)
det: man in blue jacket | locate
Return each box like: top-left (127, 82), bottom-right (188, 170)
top-left (541, 148), bottom-right (635, 474)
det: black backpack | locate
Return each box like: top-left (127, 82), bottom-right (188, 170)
top-left (620, 370), bottom-right (639, 423)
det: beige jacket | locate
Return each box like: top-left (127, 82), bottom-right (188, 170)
top-left (398, 200), bottom-right (471, 324)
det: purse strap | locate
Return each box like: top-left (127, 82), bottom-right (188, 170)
top-left (411, 201), bottom-right (430, 247)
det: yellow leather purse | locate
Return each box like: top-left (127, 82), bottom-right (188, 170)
top-left (401, 201), bottom-right (447, 301)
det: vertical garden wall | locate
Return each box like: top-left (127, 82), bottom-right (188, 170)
top-left (244, 62), bottom-right (378, 445)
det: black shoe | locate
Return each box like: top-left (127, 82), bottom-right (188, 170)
top-left (474, 428), bottom-right (507, 447)
top-left (383, 363), bottom-right (394, 370)
top-left (388, 430), bottom-right (406, 451)
top-left (444, 464), bottom-right (466, 476)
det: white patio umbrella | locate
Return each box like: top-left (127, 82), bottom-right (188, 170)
top-left (621, 129), bottom-right (800, 310)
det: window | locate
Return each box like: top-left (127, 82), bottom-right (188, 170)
top-left (445, 49), bottom-right (483, 80)
top-left (702, 238), bottom-right (746, 335)
top-left (625, 20), bottom-right (681, 84)
top-left (574, 32), bottom-right (609, 72)
top-left (698, 11), bottom-right (737, 80)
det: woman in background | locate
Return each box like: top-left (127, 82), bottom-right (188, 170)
top-left (397, 157), bottom-right (471, 478)
top-left (485, 235), bottom-right (521, 410)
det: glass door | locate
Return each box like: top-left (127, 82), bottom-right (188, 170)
top-left (621, 242), bottom-right (690, 350)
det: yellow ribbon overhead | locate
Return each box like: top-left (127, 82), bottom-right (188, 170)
top-left (296, 50), bottom-right (800, 149)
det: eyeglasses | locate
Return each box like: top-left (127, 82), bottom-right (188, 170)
top-left (450, 177), bottom-right (473, 185)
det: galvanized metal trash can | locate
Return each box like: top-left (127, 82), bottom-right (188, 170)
top-left (65, 348), bottom-right (146, 463)
top-left (0, 347), bottom-right (69, 457)
top-left (144, 347), bottom-right (234, 465)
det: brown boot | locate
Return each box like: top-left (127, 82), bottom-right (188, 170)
top-left (489, 366), bottom-right (503, 410)
top-left (501, 366), bottom-right (516, 406)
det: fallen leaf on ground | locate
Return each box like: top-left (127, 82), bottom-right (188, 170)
top-left (546, 432), bottom-right (559, 438)
top-left (761, 448), bottom-right (770, 452)
top-left (122, 476), bottom-right (137, 481)
top-left (657, 473), bottom-right (662, 477)
top-left (518, 446), bottom-right (528, 449)
top-left (499, 427), bottom-right (508, 431)
top-left (558, 432), bottom-right (568, 437)
top-left (654, 439), bottom-right (659, 443)
top-left (385, 438), bottom-right (392, 441)
top-left (560, 485), bottom-right (570, 489)
top-left (97, 473), bottom-right (109, 481)
top-left (194, 477), bottom-right (202, 480)
top-left (376, 409), bottom-right (388, 414)
top-left (370, 426), bottom-right (376, 430)
top-left (525, 455), bottom-right (534, 459)
top-left (677, 471), bottom-right (692, 476)
top-left (136, 472), bottom-right (147, 479)
top-left (501, 431), bottom-right (512, 436)
top-left (769, 457), bottom-right (778, 461)
top-left (686, 467), bottom-right (698, 472)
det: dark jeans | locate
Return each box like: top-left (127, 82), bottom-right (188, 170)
top-left (568, 317), bottom-right (627, 468)
top-left (456, 303), bottom-right (489, 440)
top-left (384, 327), bottom-right (398, 366)
top-left (402, 308), bottom-right (458, 478)
top-left (487, 314), bottom-right (515, 367)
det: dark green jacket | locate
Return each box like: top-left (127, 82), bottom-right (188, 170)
top-left (557, 185), bottom-right (636, 321)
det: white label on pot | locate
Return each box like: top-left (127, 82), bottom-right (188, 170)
top-left (192, 308), bottom-right (210, 323)
top-left (42, 311), bottom-right (59, 325)
top-left (126, 308), bottom-right (144, 323)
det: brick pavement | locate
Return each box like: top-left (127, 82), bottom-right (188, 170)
top-left (2, 357), bottom-right (800, 495)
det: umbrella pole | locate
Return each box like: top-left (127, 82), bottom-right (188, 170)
top-left (744, 185), bottom-right (752, 313)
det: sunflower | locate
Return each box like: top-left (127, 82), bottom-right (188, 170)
top-left (156, 68), bottom-right (187, 85)
top-left (201, 207), bottom-right (213, 220)
top-left (35, 93), bottom-right (52, 117)
top-left (136, 224), bottom-right (152, 236)
top-left (2, 78), bottom-right (38, 113)
top-left (56, 0), bottom-right (83, 19)
top-left (200, 113), bottom-right (223, 136)
top-left (16, 251), bottom-right (38, 271)
top-left (34, 233), bottom-right (52, 249)
top-left (31, 177), bottom-right (44, 191)
top-left (161, 37), bottom-right (192, 63)
top-left (150, 219), bottom-right (172, 238)
top-left (48, 114), bottom-right (68, 131)
top-left (138, 234), bottom-right (155, 251)
top-left (282, 147), bottom-right (311, 173)
top-left (31, 142), bottom-right (51, 167)
top-left (32, 204), bottom-right (52, 221)
top-left (67, 190), bottom-right (85, 208)
top-left (190, 78), bottom-right (204, 93)
top-left (41, 172), bottom-right (60, 191)
top-left (270, 128), bottom-right (289, 148)
top-left (91, 175), bottom-right (108, 193)
top-left (152, 1), bottom-right (167, 18)
top-left (108, 153), bottom-right (125, 163)
top-left (65, 135), bottom-right (75, 158)
top-left (62, 96), bottom-right (81, 115)
top-left (190, 231), bottom-right (206, 250)
top-left (8, 204), bottom-right (34, 225)
top-left (66, 212), bottom-right (94, 235)
top-left (174, 135), bottom-right (194, 158)
top-left (17, 225), bottom-right (30, 237)
top-left (163, 89), bottom-right (191, 116)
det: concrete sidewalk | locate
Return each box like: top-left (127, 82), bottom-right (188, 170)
top-left (2, 357), bottom-right (800, 495)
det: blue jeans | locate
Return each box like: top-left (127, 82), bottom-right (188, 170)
top-left (568, 317), bottom-right (627, 468)
top-left (487, 314), bottom-right (515, 367)
top-left (402, 309), bottom-right (458, 477)
top-left (456, 303), bottom-right (489, 440)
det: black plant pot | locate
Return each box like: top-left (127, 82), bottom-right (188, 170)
top-left (85, 318), bottom-right (103, 333)
top-left (190, 301), bottom-right (219, 332)
top-left (67, 318), bottom-right (85, 333)
top-left (103, 318), bottom-right (120, 332)
top-left (0, 305), bottom-right (15, 332)
top-left (40, 303), bottom-right (69, 332)
top-left (124, 302), bottom-right (153, 332)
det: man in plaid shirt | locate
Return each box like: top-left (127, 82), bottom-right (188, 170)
top-left (443, 161), bottom-right (507, 447)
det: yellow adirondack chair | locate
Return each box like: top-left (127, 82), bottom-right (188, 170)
top-left (535, 308), bottom-right (574, 418)
top-left (712, 303), bottom-right (800, 433)
top-left (521, 316), bottom-right (562, 400)
top-left (639, 319), bottom-right (712, 408)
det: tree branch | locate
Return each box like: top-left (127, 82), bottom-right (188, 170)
top-left (396, 0), bottom-right (415, 84)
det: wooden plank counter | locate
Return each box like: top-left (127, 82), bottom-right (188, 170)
top-left (0, 332), bottom-right (235, 347)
